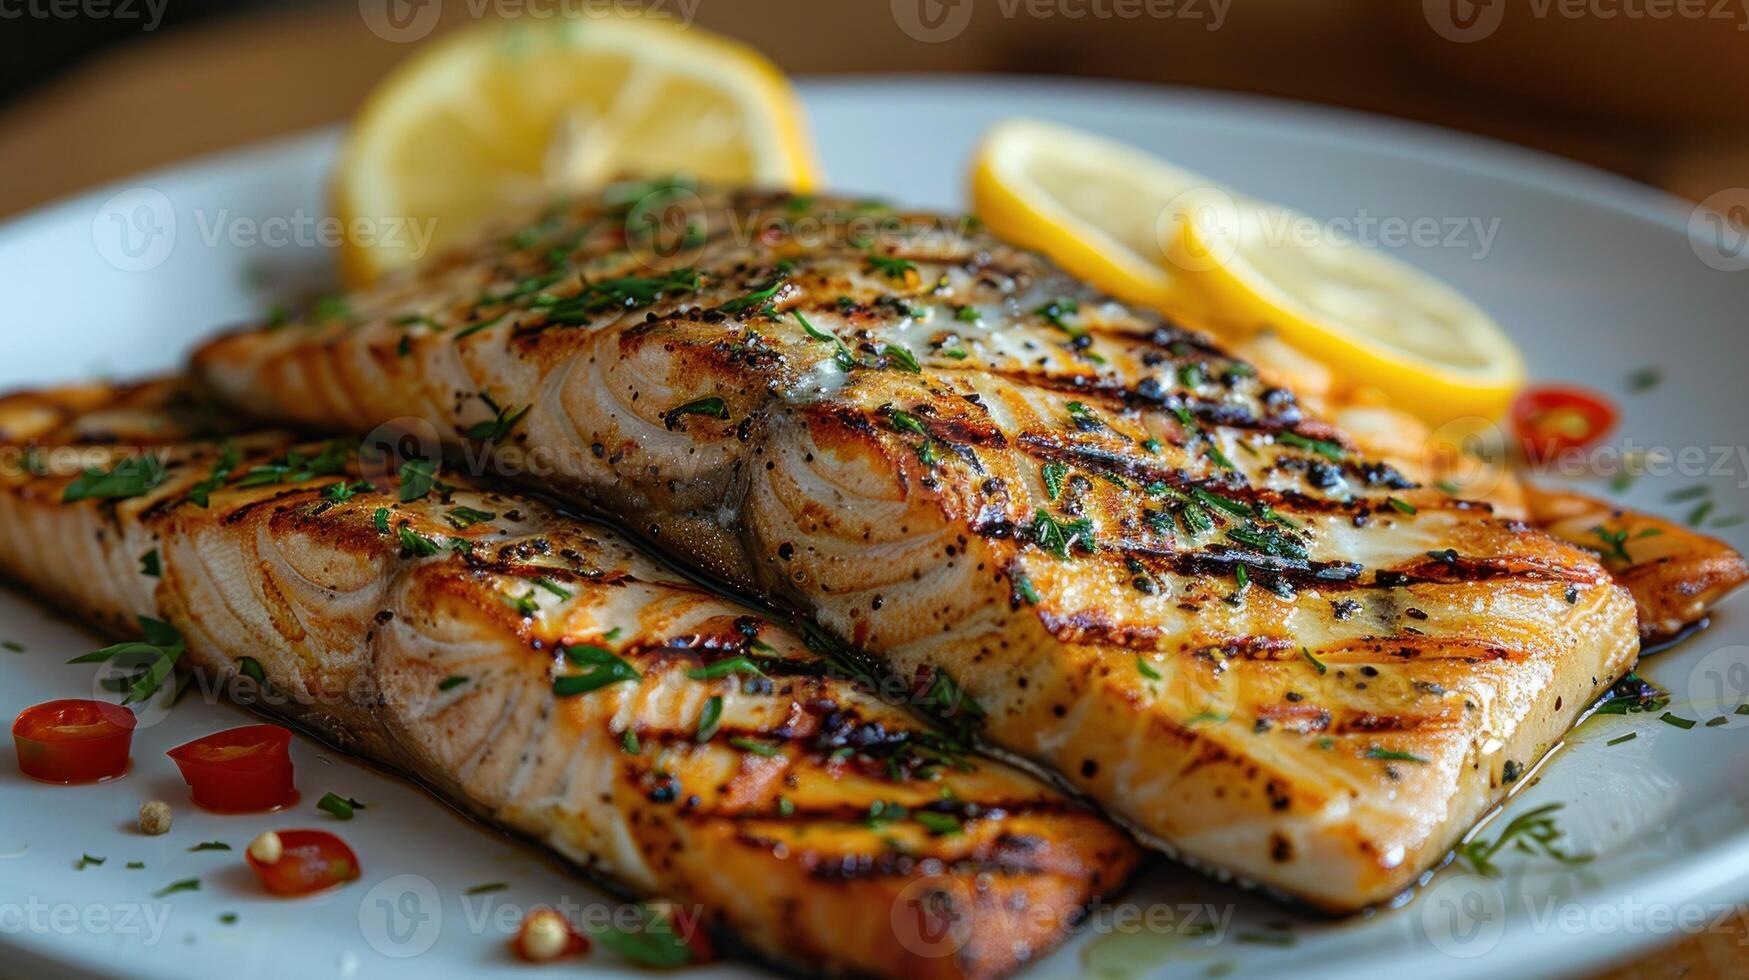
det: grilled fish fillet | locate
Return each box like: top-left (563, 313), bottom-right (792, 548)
top-left (0, 379), bottom-right (1140, 980)
top-left (1229, 331), bottom-right (1747, 639)
top-left (1522, 485), bottom-right (1748, 642)
top-left (193, 187), bottom-right (1643, 910)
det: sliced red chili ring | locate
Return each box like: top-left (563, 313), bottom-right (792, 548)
top-left (166, 724), bottom-right (297, 812)
top-left (12, 699), bottom-right (136, 784)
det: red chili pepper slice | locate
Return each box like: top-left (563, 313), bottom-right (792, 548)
top-left (12, 699), bottom-right (136, 783)
top-left (245, 830), bottom-right (360, 896)
top-left (166, 724), bottom-right (297, 812)
top-left (1511, 385), bottom-right (1617, 463)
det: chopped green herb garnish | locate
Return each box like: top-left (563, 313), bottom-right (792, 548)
top-left (465, 397), bottom-right (530, 443)
top-left (620, 728), bottom-right (640, 754)
top-left (1301, 646), bottom-right (1327, 675)
top-left (589, 905), bottom-right (695, 969)
top-left (1136, 657), bottom-right (1162, 681)
top-left (794, 309), bottom-right (835, 344)
top-left (544, 269), bottom-right (701, 323)
top-left (1459, 803), bottom-right (1589, 875)
top-left (1606, 732), bottom-right (1637, 746)
top-left (1590, 525), bottom-right (1632, 562)
top-left (154, 878), bottom-right (200, 898)
top-left (666, 396), bottom-right (729, 426)
top-left (865, 253), bottom-right (917, 279)
top-left (397, 525), bottom-right (442, 558)
top-left (1041, 462), bottom-right (1069, 500)
top-left (1013, 574), bottom-right (1040, 605)
top-left (695, 695), bottom-right (724, 743)
top-left (464, 882), bottom-right (508, 895)
top-left (1034, 297), bottom-right (1082, 337)
top-left (140, 549), bottom-right (161, 578)
top-left (63, 455), bottom-right (167, 503)
top-left (234, 441), bottom-right (351, 489)
top-left (553, 644), bottom-right (641, 695)
top-left (317, 793), bottom-right (363, 820)
top-left (882, 342), bottom-right (922, 373)
top-left (1365, 745), bottom-right (1429, 764)
top-left (888, 409), bottom-right (927, 436)
top-left (532, 576), bottom-right (571, 600)
top-left (1276, 431), bottom-right (1345, 461)
top-left (728, 736), bottom-right (780, 757)
top-left (373, 507), bottom-right (391, 533)
top-left (1205, 443), bottom-right (1236, 471)
top-left (451, 314), bottom-right (505, 340)
top-left (237, 657), bottom-right (266, 684)
top-left (1030, 509), bottom-right (1097, 559)
top-left (68, 615), bottom-right (184, 705)
top-left (913, 811), bottom-right (962, 836)
top-left (1065, 401), bottom-right (1098, 427)
top-left (218, 913), bottom-right (239, 925)
top-left (717, 276), bottom-right (787, 317)
top-left (1626, 366), bottom-right (1662, 392)
top-left (1659, 712), bottom-right (1698, 730)
top-left (323, 480), bottom-right (371, 502)
top-left (444, 506), bottom-right (495, 529)
top-left (397, 458), bottom-right (439, 502)
top-left (438, 675), bottom-right (469, 692)
top-left (188, 841), bottom-right (230, 852)
top-left (1386, 497), bottom-right (1417, 515)
top-left (76, 853), bottom-right (106, 870)
top-left (687, 656), bottom-right (766, 680)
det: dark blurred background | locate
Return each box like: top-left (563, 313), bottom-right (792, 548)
top-left (3, 0), bottom-right (1749, 218)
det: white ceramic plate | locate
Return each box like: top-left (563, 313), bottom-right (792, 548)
top-left (2, 77), bottom-right (1747, 980)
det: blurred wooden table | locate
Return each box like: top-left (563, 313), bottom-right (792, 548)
top-left (5, 0), bottom-right (1749, 218)
top-left (0, 2), bottom-right (1745, 976)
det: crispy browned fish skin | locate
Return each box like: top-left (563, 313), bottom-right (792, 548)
top-left (1523, 485), bottom-right (1749, 642)
top-left (0, 380), bottom-right (1139, 980)
top-left (191, 188), bottom-right (1642, 911)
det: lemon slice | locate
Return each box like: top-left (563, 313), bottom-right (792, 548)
top-left (968, 118), bottom-right (1524, 426)
top-left (1166, 188), bottom-right (1524, 424)
top-left (334, 15), bottom-right (822, 285)
top-left (969, 118), bottom-right (1218, 313)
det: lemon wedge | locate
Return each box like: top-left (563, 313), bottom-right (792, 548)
top-left (968, 118), bottom-right (1524, 426)
top-left (969, 118), bottom-right (1217, 313)
top-left (1166, 188), bottom-right (1524, 425)
top-left (334, 15), bottom-right (821, 285)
